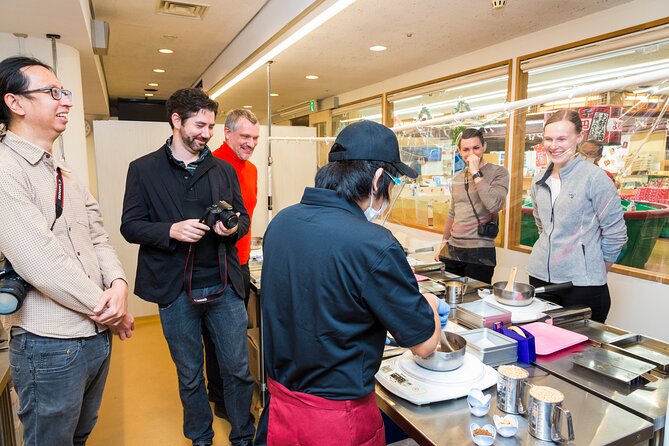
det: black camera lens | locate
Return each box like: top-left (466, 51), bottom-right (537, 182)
top-left (0, 259), bottom-right (29, 315)
top-left (219, 211), bottom-right (239, 229)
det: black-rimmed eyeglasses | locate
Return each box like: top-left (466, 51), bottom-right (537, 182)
top-left (20, 87), bottom-right (72, 101)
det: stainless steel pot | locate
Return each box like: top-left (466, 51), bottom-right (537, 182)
top-left (414, 332), bottom-right (466, 372)
top-left (492, 281), bottom-right (572, 307)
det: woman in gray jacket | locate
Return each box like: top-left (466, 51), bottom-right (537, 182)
top-left (527, 110), bottom-right (627, 322)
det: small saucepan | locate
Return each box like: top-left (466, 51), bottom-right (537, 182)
top-left (414, 332), bottom-right (467, 372)
top-left (492, 281), bottom-right (573, 307)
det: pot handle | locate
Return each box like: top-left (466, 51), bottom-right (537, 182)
top-left (535, 281), bottom-right (573, 294)
top-left (552, 406), bottom-right (575, 442)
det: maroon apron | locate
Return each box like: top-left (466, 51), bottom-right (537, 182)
top-left (267, 377), bottom-right (385, 446)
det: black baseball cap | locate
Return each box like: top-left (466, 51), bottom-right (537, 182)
top-left (328, 120), bottom-right (417, 178)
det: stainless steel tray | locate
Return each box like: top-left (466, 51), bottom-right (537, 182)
top-left (604, 334), bottom-right (669, 374)
top-left (571, 347), bottom-right (656, 385)
top-left (418, 280), bottom-right (445, 295)
top-left (461, 328), bottom-right (517, 366)
top-left (559, 320), bottom-right (628, 345)
top-left (456, 300), bottom-right (511, 329)
top-left (461, 328), bottom-right (517, 352)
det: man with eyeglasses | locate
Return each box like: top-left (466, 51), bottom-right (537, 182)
top-left (0, 56), bottom-right (133, 445)
top-left (255, 120), bottom-right (448, 445)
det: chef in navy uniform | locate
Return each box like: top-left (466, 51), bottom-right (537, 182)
top-left (256, 120), bottom-right (449, 446)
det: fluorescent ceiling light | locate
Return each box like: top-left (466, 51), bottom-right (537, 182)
top-left (153, 68), bottom-right (165, 73)
top-left (305, 74), bottom-right (319, 80)
top-left (243, 105), bottom-right (253, 108)
top-left (145, 93), bottom-right (154, 97)
top-left (270, 93), bottom-right (279, 97)
top-left (210, 0), bottom-right (356, 100)
top-left (148, 83), bottom-right (159, 87)
top-left (370, 45), bottom-right (387, 52)
top-left (158, 48), bottom-right (174, 54)
top-left (528, 59), bottom-right (669, 95)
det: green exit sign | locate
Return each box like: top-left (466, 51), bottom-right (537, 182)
top-left (309, 100), bottom-right (315, 112)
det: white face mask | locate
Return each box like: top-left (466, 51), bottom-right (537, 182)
top-left (364, 190), bottom-right (388, 222)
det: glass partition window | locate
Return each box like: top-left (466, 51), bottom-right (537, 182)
top-left (331, 99), bottom-right (382, 135)
top-left (385, 68), bottom-right (510, 238)
top-left (515, 34), bottom-right (669, 278)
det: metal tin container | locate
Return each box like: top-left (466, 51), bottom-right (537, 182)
top-left (461, 328), bottom-right (517, 366)
top-left (456, 300), bottom-right (511, 329)
top-left (528, 386), bottom-right (574, 443)
top-left (496, 365), bottom-right (530, 414)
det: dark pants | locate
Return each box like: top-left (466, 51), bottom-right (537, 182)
top-left (203, 263), bottom-right (250, 408)
top-left (160, 284), bottom-right (255, 445)
top-left (9, 330), bottom-right (111, 446)
top-left (529, 276), bottom-right (611, 323)
top-left (439, 243), bottom-right (496, 284)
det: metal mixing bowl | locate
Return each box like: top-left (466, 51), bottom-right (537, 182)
top-left (414, 332), bottom-right (467, 371)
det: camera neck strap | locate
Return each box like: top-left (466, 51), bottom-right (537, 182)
top-left (51, 167), bottom-right (64, 231)
top-left (183, 244), bottom-right (227, 304)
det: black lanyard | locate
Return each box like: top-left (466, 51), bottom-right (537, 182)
top-left (51, 167), bottom-right (63, 230)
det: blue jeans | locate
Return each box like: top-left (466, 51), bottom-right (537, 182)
top-left (9, 329), bottom-right (111, 446)
top-left (159, 285), bottom-right (255, 445)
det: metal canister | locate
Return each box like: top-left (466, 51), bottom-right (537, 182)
top-left (444, 280), bottom-right (467, 304)
top-left (496, 368), bottom-right (529, 414)
top-left (527, 386), bottom-right (574, 442)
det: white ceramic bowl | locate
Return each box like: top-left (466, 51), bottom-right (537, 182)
top-left (493, 414), bottom-right (519, 437)
top-left (470, 423), bottom-right (496, 446)
top-left (467, 388), bottom-right (491, 417)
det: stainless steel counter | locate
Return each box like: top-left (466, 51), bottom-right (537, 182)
top-left (376, 364), bottom-right (654, 445)
top-left (533, 341), bottom-right (669, 434)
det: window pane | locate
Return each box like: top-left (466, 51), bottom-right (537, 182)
top-left (332, 100), bottom-right (382, 135)
top-left (517, 38), bottom-right (669, 277)
top-left (386, 69), bottom-right (510, 238)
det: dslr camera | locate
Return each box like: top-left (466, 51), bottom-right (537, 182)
top-left (203, 200), bottom-right (239, 230)
top-left (477, 220), bottom-right (499, 239)
top-left (0, 256), bottom-right (30, 315)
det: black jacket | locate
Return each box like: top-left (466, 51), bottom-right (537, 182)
top-left (120, 145), bottom-right (249, 305)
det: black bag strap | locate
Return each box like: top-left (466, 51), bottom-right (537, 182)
top-left (464, 172), bottom-right (482, 226)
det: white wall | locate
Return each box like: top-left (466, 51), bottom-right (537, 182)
top-left (93, 121), bottom-right (316, 317)
top-left (0, 33), bottom-right (90, 187)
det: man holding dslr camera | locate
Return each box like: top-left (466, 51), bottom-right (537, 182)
top-left (121, 88), bottom-right (255, 446)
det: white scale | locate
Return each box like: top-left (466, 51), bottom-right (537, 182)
top-left (375, 350), bottom-right (498, 405)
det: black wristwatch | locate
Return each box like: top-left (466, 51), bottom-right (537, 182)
top-left (471, 170), bottom-right (483, 180)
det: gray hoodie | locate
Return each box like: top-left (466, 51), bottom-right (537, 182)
top-left (527, 156), bottom-right (627, 286)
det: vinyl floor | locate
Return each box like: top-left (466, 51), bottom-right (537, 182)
top-left (87, 316), bottom-right (235, 446)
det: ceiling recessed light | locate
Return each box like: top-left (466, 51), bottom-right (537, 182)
top-left (148, 83), bottom-right (159, 87)
top-left (270, 93), bottom-right (279, 97)
top-left (243, 105), bottom-right (253, 109)
top-left (158, 48), bottom-right (174, 54)
top-left (369, 45), bottom-right (387, 52)
top-left (153, 68), bottom-right (165, 73)
top-left (305, 75), bottom-right (319, 80)
top-left (145, 93), bottom-right (154, 97)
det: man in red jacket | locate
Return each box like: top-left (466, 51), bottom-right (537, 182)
top-left (206, 109), bottom-right (259, 420)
